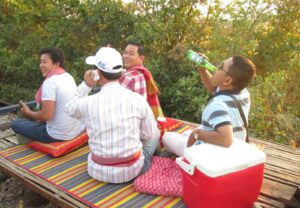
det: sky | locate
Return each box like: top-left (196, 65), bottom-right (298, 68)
top-left (121, 0), bottom-right (234, 16)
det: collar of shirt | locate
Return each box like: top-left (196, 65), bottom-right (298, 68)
top-left (101, 81), bottom-right (120, 90)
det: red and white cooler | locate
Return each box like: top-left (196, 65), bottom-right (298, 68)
top-left (176, 139), bottom-right (266, 208)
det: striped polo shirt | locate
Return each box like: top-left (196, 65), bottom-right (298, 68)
top-left (200, 89), bottom-right (250, 141)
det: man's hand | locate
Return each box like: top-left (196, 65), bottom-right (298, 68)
top-left (197, 52), bottom-right (209, 72)
top-left (84, 70), bottom-right (98, 87)
top-left (19, 101), bottom-right (30, 115)
top-left (187, 129), bottom-right (202, 147)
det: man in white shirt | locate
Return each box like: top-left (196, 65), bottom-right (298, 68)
top-left (12, 47), bottom-right (85, 142)
top-left (65, 47), bottom-right (160, 183)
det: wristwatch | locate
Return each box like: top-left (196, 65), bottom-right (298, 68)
top-left (193, 132), bottom-right (203, 145)
top-left (194, 133), bottom-right (199, 140)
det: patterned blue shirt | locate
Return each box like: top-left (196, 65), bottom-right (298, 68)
top-left (200, 88), bottom-right (250, 142)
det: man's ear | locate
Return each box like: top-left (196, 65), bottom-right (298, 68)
top-left (223, 76), bottom-right (233, 86)
top-left (139, 55), bottom-right (145, 63)
top-left (54, 62), bottom-right (61, 67)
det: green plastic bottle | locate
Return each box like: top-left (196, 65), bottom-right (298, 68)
top-left (186, 49), bottom-right (217, 72)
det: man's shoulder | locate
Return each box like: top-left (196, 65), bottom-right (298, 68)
top-left (120, 70), bottom-right (145, 85)
top-left (47, 72), bottom-right (73, 82)
top-left (207, 98), bottom-right (228, 108)
top-left (123, 88), bottom-right (147, 101)
top-left (44, 73), bottom-right (75, 89)
top-left (124, 69), bottom-right (144, 77)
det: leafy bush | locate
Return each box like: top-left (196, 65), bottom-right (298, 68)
top-left (160, 70), bottom-right (209, 122)
top-left (250, 68), bottom-right (300, 145)
top-left (0, 84), bottom-right (34, 104)
top-left (1, 0), bottom-right (300, 145)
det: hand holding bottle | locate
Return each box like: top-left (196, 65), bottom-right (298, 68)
top-left (186, 50), bottom-right (217, 72)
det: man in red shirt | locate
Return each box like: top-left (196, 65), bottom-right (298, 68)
top-left (120, 41), bottom-right (163, 119)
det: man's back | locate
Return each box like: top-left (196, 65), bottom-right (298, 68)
top-left (80, 83), bottom-right (156, 156)
top-left (65, 47), bottom-right (160, 183)
top-left (43, 72), bottom-right (85, 140)
top-left (72, 82), bottom-right (158, 183)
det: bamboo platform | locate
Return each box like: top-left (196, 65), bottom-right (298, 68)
top-left (0, 115), bottom-right (299, 208)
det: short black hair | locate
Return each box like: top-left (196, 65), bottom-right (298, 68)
top-left (127, 41), bottom-right (145, 56)
top-left (39, 47), bottom-right (65, 68)
top-left (228, 55), bottom-right (256, 90)
top-left (99, 70), bottom-right (122, 80)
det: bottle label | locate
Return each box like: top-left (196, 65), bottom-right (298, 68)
top-left (186, 49), bottom-right (217, 72)
top-left (186, 50), bottom-right (204, 64)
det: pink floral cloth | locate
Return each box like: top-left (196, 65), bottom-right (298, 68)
top-left (134, 156), bottom-right (183, 197)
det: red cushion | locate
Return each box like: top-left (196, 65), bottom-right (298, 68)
top-left (159, 117), bottom-right (183, 131)
top-left (134, 156), bottom-right (183, 197)
top-left (27, 132), bottom-right (88, 157)
top-left (157, 117), bottom-right (184, 148)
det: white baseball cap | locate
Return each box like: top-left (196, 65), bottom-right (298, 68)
top-left (85, 47), bottom-right (123, 73)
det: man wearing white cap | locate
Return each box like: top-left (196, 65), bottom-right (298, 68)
top-left (64, 47), bottom-right (160, 183)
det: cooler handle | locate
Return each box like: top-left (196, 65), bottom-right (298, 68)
top-left (176, 157), bottom-right (195, 176)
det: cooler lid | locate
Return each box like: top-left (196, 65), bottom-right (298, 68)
top-left (183, 138), bottom-right (266, 178)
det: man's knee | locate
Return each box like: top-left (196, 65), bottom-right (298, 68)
top-left (11, 119), bottom-right (22, 132)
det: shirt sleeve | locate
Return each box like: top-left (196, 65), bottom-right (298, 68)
top-left (42, 79), bottom-right (56, 101)
top-left (206, 100), bottom-right (232, 130)
top-left (64, 81), bottom-right (92, 119)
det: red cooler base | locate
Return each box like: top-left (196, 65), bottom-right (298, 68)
top-left (181, 163), bottom-right (264, 208)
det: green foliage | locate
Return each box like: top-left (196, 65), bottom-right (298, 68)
top-left (0, 84), bottom-right (34, 104)
top-left (250, 67), bottom-right (300, 144)
top-left (160, 70), bottom-right (209, 122)
top-left (0, 0), bottom-right (299, 144)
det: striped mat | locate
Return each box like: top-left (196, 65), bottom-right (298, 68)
top-left (0, 124), bottom-right (191, 208)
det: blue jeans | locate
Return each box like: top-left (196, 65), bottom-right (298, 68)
top-left (140, 128), bottom-right (160, 174)
top-left (11, 119), bottom-right (60, 143)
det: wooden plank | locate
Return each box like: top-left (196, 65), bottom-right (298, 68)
top-left (0, 117), bottom-right (299, 208)
top-left (257, 195), bottom-right (285, 208)
top-left (264, 167), bottom-right (300, 186)
top-left (0, 129), bottom-right (15, 140)
top-left (5, 136), bottom-right (19, 145)
top-left (264, 148), bottom-right (300, 164)
top-left (0, 114), bottom-right (15, 131)
top-left (0, 157), bottom-right (89, 208)
top-left (265, 157), bottom-right (300, 175)
top-left (0, 139), bottom-right (14, 147)
top-left (0, 121), bottom-right (11, 131)
top-left (260, 178), bottom-right (297, 201)
top-left (251, 138), bottom-right (300, 154)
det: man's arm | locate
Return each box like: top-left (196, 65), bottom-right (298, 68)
top-left (20, 100), bottom-right (55, 122)
top-left (64, 70), bottom-right (94, 119)
top-left (197, 68), bottom-right (216, 94)
top-left (187, 125), bottom-right (233, 147)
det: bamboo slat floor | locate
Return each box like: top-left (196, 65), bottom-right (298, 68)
top-left (0, 114), bottom-right (299, 208)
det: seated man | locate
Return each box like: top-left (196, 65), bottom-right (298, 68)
top-left (163, 55), bottom-right (256, 156)
top-left (12, 47), bottom-right (85, 143)
top-left (64, 47), bottom-right (160, 183)
top-left (120, 41), bottom-right (163, 119)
